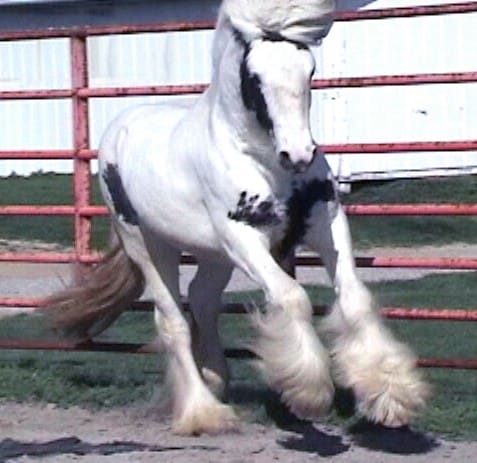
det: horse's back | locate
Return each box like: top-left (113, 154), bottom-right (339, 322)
top-left (98, 101), bottom-right (194, 167)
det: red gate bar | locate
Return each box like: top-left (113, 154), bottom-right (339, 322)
top-left (0, 250), bottom-right (476, 269)
top-left (2, 71), bottom-right (477, 102)
top-left (3, 141), bottom-right (477, 164)
top-left (1, 2), bottom-right (477, 42)
top-left (297, 255), bottom-right (477, 270)
top-left (2, 203), bottom-right (477, 216)
top-left (71, 35), bottom-right (92, 258)
top-left (0, 205), bottom-right (105, 216)
top-left (0, 338), bottom-right (474, 369)
top-left (0, 252), bottom-right (101, 264)
top-left (345, 204), bottom-right (477, 215)
top-left (1, 297), bottom-right (477, 322)
top-left (0, 149), bottom-right (96, 160)
top-left (323, 141), bottom-right (477, 153)
top-left (0, 252), bottom-right (476, 269)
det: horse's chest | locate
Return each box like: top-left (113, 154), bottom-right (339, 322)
top-left (227, 178), bottom-right (336, 252)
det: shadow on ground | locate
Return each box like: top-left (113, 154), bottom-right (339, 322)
top-left (348, 420), bottom-right (439, 455)
top-left (0, 437), bottom-right (218, 463)
top-left (263, 388), bottom-right (438, 457)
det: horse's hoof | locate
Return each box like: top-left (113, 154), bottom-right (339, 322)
top-left (172, 403), bottom-right (239, 436)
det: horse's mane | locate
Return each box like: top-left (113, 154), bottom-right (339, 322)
top-left (220, 0), bottom-right (334, 43)
top-left (212, 0), bottom-right (335, 71)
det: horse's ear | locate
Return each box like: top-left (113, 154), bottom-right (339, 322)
top-left (228, 16), bottom-right (262, 43)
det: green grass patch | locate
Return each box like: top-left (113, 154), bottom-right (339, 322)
top-left (0, 272), bottom-right (476, 439)
top-left (341, 175), bottom-right (477, 248)
top-left (0, 172), bottom-right (109, 249)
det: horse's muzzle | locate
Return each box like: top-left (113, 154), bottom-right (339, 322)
top-left (279, 146), bottom-right (317, 173)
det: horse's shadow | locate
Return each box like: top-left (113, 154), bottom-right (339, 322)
top-left (264, 390), bottom-right (350, 457)
top-left (260, 388), bottom-right (438, 457)
top-left (0, 436), bottom-right (216, 463)
top-left (347, 419), bottom-right (439, 455)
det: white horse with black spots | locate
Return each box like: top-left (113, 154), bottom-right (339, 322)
top-left (47, 0), bottom-right (429, 435)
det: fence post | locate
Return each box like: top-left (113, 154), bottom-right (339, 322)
top-left (71, 35), bottom-right (92, 261)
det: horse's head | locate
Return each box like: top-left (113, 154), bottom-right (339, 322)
top-left (239, 34), bottom-right (318, 173)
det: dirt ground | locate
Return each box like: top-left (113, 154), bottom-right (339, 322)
top-left (1, 402), bottom-right (477, 463)
top-left (0, 242), bottom-right (476, 461)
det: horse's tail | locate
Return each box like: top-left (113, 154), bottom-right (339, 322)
top-left (44, 239), bottom-right (145, 340)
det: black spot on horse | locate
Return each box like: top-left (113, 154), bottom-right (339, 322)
top-left (228, 192), bottom-right (282, 227)
top-left (102, 163), bottom-right (139, 226)
top-left (239, 43), bottom-right (274, 131)
top-left (277, 179), bottom-right (336, 258)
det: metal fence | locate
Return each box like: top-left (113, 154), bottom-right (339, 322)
top-left (0, 2), bottom-right (477, 369)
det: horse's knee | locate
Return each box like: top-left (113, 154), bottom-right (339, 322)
top-left (271, 282), bottom-right (313, 320)
top-left (156, 310), bottom-right (191, 351)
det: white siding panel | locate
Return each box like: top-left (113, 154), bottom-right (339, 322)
top-left (0, 99), bottom-right (73, 176)
top-left (0, 38), bottom-right (70, 90)
top-left (88, 29), bottom-right (213, 87)
top-left (317, 8), bottom-right (477, 180)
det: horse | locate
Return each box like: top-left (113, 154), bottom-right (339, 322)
top-left (46, 0), bottom-right (429, 435)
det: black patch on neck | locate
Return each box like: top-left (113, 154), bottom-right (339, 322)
top-left (102, 163), bottom-right (139, 226)
top-left (228, 191), bottom-right (282, 227)
top-left (277, 179), bottom-right (336, 258)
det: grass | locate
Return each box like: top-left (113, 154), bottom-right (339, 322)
top-left (0, 172), bottom-right (110, 249)
top-left (0, 173), bottom-right (476, 249)
top-left (341, 175), bottom-right (477, 248)
top-left (0, 173), bottom-right (476, 439)
top-left (0, 272), bottom-right (476, 439)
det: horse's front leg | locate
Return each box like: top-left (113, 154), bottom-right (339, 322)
top-left (305, 200), bottom-right (429, 427)
top-left (220, 221), bottom-right (334, 420)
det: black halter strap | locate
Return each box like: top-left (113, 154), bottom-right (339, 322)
top-left (232, 27), bottom-right (309, 50)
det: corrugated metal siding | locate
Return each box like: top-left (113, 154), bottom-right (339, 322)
top-left (87, 29), bottom-right (213, 148)
top-left (317, 5), bottom-right (477, 180)
top-left (1, 1), bottom-right (477, 179)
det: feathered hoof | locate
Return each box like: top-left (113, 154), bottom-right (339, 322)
top-left (332, 341), bottom-right (431, 427)
top-left (280, 378), bottom-right (335, 421)
top-left (172, 402), bottom-right (239, 436)
top-left (354, 363), bottom-right (431, 428)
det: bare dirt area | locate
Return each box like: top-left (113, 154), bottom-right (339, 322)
top-left (1, 402), bottom-right (477, 463)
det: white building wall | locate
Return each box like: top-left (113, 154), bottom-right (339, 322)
top-left (319, 0), bottom-right (477, 180)
top-left (0, 0), bottom-right (476, 179)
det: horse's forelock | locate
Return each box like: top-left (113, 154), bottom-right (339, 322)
top-left (219, 0), bottom-right (335, 46)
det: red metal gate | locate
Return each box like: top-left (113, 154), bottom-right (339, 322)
top-left (0, 2), bottom-right (477, 369)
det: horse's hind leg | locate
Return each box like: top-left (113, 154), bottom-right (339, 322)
top-left (116, 225), bottom-right (237, 435)
top-left (305, 203), bottom-right (429, 427)
top-left (188, 260), bottom-right (233, 400)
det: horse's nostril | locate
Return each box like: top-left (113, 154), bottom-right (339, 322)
top-left (279, 151), bottom-right (290, 162)
top-left (279, 151), bottom-right (294, 171)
